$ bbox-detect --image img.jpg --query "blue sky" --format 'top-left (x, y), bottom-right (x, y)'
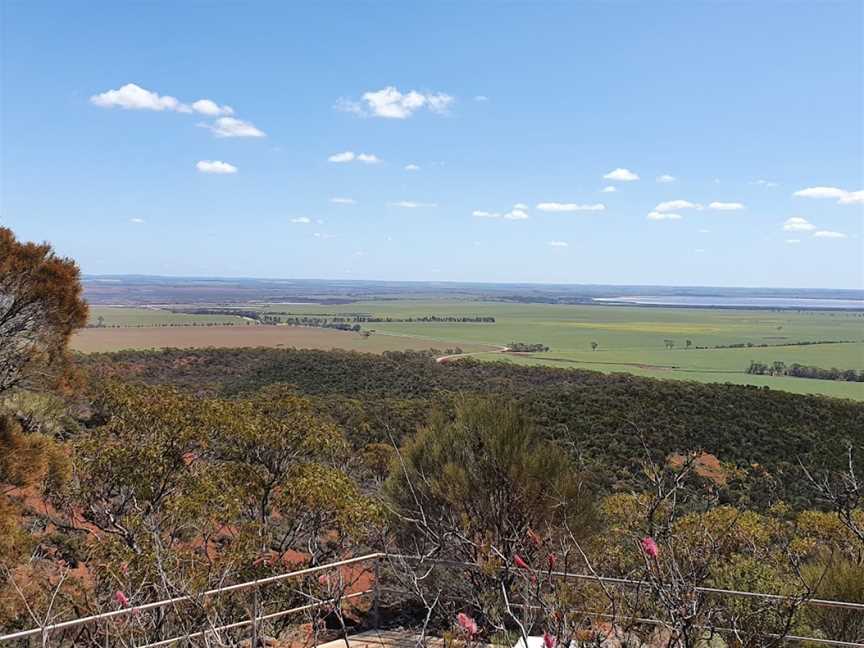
top-left (2, 1), bottom-right (862, 288)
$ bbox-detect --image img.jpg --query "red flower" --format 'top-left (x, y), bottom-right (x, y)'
top-left (547, 552), bottom-right (558, 570)
top-left (543, 632), bottom-right (557, 648)
top-left (526, 528), bottom-right (542, 548)
top-left (457, 612), bottom-right (478, 636)
top-left (513, 554), bottom-right (530, 570)
top-left (641, 536), bottom-right (659, 559)
top-left (114, 590), bottom-right (130, 607)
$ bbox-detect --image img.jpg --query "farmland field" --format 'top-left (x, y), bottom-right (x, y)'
top-left (75, 301), bottom-right (864, 399)
top-left (71, 323), bottom-right (494, 354)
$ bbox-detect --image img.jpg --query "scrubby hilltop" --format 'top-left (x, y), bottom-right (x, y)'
top-left (78, 347), bottom-right (864, 510)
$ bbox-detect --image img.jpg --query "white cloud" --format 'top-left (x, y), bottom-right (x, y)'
top-left (813, 230), bottom-right (847, 239)
top-left (201, 117), bottom-right (265, 138)
top-left (328, 151), bottom-right (379, 164)
top-left (291, 217), bottom-right (311, 224)
top-left (708, 201), bottom-right (745, 211)
top-left (547, 241), bottom-right (568, 247)
top-left (793, 186), bottom-right (848, 199)
top-left (656, 174), bottom-right (676, 183)
top-left (474, 95), bottom-right (489, 102)
top-left (404, 164), bottom-right (421, 171)
top-left (839, 190), bottom-right (864, 205)
top-left (129, 217), bottom-right (145, 224)
top-left (782, 217), bottom-right (816, 231)
top-left (473, 206), bottom-right (528, 220)
top-left (390, 201), bottom-right (437, 208)
top-left (699, 229), bottom-right (710, 233)
top-left (313, 232), bottom-right (336, 239)
top-left (330, 197), bottom-right (357, 205)
top-left (752, 179), bottom-right (779, 188)
top-left (793, 186), bottom-right (864, 204)
top-left (600, 186), bottom-right (617, 193)
top-left (603, 168), bottom-right (639, 182)
top-left (785, 239), bottom-right (800, 244)
top-left (196, 160), bottom-right (238, 174)
top-left (191, 99), bottom-right (234, 116)
top-left (653, 199), bottom-right (701, 213)
top-left (90, 83), bottom-right (184, 111)
top-left (337, 86), bottom-right (454, 119)
top-left (647, 211), bottom-right (683, 221)
top-left (329, 151), bottom-right (355, 163)
top-left (536, 202), bottom-right (606, 212)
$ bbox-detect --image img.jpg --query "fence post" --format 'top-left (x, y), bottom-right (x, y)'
top-left (251, 585), bottom-right (259, 648)
top-left (372, 557), bottom-right (381, 630)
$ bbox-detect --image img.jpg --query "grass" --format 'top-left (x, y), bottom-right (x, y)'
top-left (81, 301), bottom-right (864, 399)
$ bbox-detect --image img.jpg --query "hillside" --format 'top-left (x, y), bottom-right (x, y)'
top-left (77, 347), bottom-right (864, 509)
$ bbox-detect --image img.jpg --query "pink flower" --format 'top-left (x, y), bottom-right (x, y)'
top-left (114, 590), bottom-right (130, 607)
top-left (547, 552), bottom-right (558, 570)
top-left (543, 632), bottom-right (557, 648)
top-left (526, 528), bottom-right (542, 548)
top-left (457, 612), bottom-right (478, 637)
top-left (641, 536), bottom-right (659, 559)
top-left (513, 554), bottom-right (530, 570)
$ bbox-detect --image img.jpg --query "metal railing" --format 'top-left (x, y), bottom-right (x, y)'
top-left (2, 552), bottom-right (863, 646)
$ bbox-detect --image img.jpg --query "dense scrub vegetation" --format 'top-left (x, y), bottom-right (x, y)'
top-left (77, 346), bottom-right (864, 509)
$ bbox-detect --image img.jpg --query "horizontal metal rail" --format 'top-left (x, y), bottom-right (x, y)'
top-left (138, 589), bottom-right (372, 648)
top-left (3, 551), bottom-right (863, 646)
top-left (0, 552), bottom-right (384, 642)
top-left (389, 554), bottom-right (864, 612)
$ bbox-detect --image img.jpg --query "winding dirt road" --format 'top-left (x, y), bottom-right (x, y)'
top-left (436, 345), bottom-right (509, 363)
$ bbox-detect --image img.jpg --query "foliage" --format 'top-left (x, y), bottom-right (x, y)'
top-left (0, 227), bottom-right (88, 395)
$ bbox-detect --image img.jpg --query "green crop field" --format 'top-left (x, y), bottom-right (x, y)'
top-left (87, 306), bottom-right (249, 327)
top-left (83, 301), bottom-right (864, 399)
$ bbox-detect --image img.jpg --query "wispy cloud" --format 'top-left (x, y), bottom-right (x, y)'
top-left (782, 217), bottom-right (816, 231)
top-left (656, 174), bottom-right (676, 183)
top-left (603, 168), bottom-right (639, 182)
top-left (328, 151), bottom-right (380, 164)
top-left (291, 217), bottom-right (311, 224)
top-left (547, 241), bottom-right (569, 247)
top-left (336, 86), bottom-right (454, 119)
top-left (653, 199), bottom-right (701, 213)
top-left (474, 95), bottom-right (489, 102)
top-left (404, 164), bottom-right (421, 171)
top-left (813, 230), bottom-right (847, 239)
top-left (474, 204), bottom-right (530, 220)
top-left (536, 202), bottom-right (605, 212)
top-left (390, 201), bottom-right (437, 208)
top-left (200, 117), bottom-right (265, 138)
top-left (647, 211), bottom-right (683, 221)
top-left (600, 186), bottom-right (617, 193)
top-left (196, 160), bottom-right (238, 174)
top-left (330, 197), bottom-right (357, 205)
top-left (129, 217), bottom-right (145, 224)
top-left (785, 239), bottom-right (800, 244)
top-left (752, 179), bottom-right (779, 188)
top-left (708, 201), bottom-right (745, 211)
top-left (794, 186), bottom-right (863, 205)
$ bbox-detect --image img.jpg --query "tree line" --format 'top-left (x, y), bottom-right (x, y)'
top-left (747, 360), bottom-right (864, 382)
